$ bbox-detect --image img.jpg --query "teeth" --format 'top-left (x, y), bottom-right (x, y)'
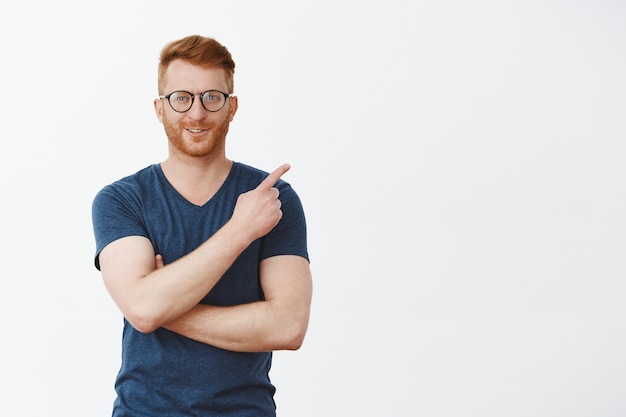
top-left (188, 129), bottom-right (204, 133)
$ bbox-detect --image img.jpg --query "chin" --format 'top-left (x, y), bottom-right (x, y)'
top-left (175, 137), bottom-right (224, 158)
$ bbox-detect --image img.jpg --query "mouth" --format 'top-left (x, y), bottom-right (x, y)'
top-left (186, 128), bottom-right (208, 134)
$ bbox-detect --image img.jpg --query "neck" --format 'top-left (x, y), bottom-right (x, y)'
top-left (160, 156), bottom-right (233, 206)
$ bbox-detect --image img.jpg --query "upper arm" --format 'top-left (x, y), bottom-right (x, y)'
top-left (98, 236), bottom-right (157, 320)
top-left (259, 255), bottom-right (313, 346)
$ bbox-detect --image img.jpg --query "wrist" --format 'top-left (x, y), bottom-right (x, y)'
top-left (220, 219), bottom-right (257, 252)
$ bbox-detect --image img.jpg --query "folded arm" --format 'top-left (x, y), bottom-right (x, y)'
top-left (99, 225), bottom-right (247, 333)
top-left (163, 254), bottom-right (313, 352)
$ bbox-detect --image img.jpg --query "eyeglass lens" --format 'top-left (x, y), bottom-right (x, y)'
top-left (167, 90), bottom-right (227, 112)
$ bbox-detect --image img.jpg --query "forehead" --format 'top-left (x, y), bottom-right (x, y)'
top-left (163, 59), bottom-right (229, 92)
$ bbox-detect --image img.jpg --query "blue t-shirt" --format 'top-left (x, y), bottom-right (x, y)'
top-left (91, 162), bottom-right (308, 417)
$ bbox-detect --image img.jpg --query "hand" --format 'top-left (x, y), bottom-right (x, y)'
top-left (231, 164), bottom-right (291, 241)
top-left (155, 254), bottom-right (165, 269)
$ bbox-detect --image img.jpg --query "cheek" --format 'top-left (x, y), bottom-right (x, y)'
top-left (161, 111), bottom-right (179, 129)
top-left (163, 117), bottom-right (176, 133)
top-left (161, 114), bottom-right (178, 137)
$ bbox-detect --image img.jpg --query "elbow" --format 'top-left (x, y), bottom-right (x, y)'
top-left (124, 307), bottom-right (166, 334)
top-left (283, 333), bottom-right (306, 351)
top-left (272, 302), bottom-right (311, 350)
top-left (278, 320), bottom-right (309, 351)
top-left (130, 318), bottom-right (160, 334)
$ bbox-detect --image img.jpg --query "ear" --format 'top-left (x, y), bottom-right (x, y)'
top-left (154, 98), bottom-right (164, 123)
top-left (228, 96), bottom-right (238, 122)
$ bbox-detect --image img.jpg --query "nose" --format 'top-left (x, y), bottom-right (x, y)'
top-left (186, 95), bottom-right (208, 119)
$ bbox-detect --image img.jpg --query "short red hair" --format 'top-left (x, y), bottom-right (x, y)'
top-left (158, 35), bottom-right (235, 94)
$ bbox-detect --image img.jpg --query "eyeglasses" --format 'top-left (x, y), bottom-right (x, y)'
top-left (159, 90), bottom-right (233, 113)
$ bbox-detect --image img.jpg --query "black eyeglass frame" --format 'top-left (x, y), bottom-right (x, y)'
top-left (159, 90), bottom-right (234, 113)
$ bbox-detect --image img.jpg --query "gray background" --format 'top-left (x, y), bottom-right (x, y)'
top-left (1, 1), bottom-right (625, 416)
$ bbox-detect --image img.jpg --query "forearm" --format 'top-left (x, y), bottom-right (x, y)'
top-left (164, 256), bottom-right (313, 352)
top-left (145, 225), bottom-right (249, 324)
top-left (164, 301), bottom-right (309, 352)
top-left (102, 221), bottom-right (252, 333)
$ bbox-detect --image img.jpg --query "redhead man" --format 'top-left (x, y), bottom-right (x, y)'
top-left (92, 35), bottom-right (312, 416)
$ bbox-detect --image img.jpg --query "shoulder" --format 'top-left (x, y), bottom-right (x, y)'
top-left (95, 165), bottom-right (159, 197)
top-left (109, 164), bottom-right (160, 191)
top-left (230, 161), bottom-right (269, 183)
top-left (92, 165), bottom-right (160, 210)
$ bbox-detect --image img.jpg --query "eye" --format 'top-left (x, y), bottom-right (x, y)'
top-left (174, 95), bottom-right (190, 103)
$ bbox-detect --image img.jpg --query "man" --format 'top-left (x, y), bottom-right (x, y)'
top-left (91, 35), bottom-right (312, 416)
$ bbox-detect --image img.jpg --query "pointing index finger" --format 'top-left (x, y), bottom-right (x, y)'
top-left (258, 163), bottom-right (291, 190)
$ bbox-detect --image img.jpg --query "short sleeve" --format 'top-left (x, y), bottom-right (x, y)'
top-left (259, 181), bottom-right (309, 262)
top-left (91, 183), bottom-right (149, 270)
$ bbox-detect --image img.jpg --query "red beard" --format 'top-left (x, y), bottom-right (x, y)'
top-left (162, 112), bottom-right (231, 158)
